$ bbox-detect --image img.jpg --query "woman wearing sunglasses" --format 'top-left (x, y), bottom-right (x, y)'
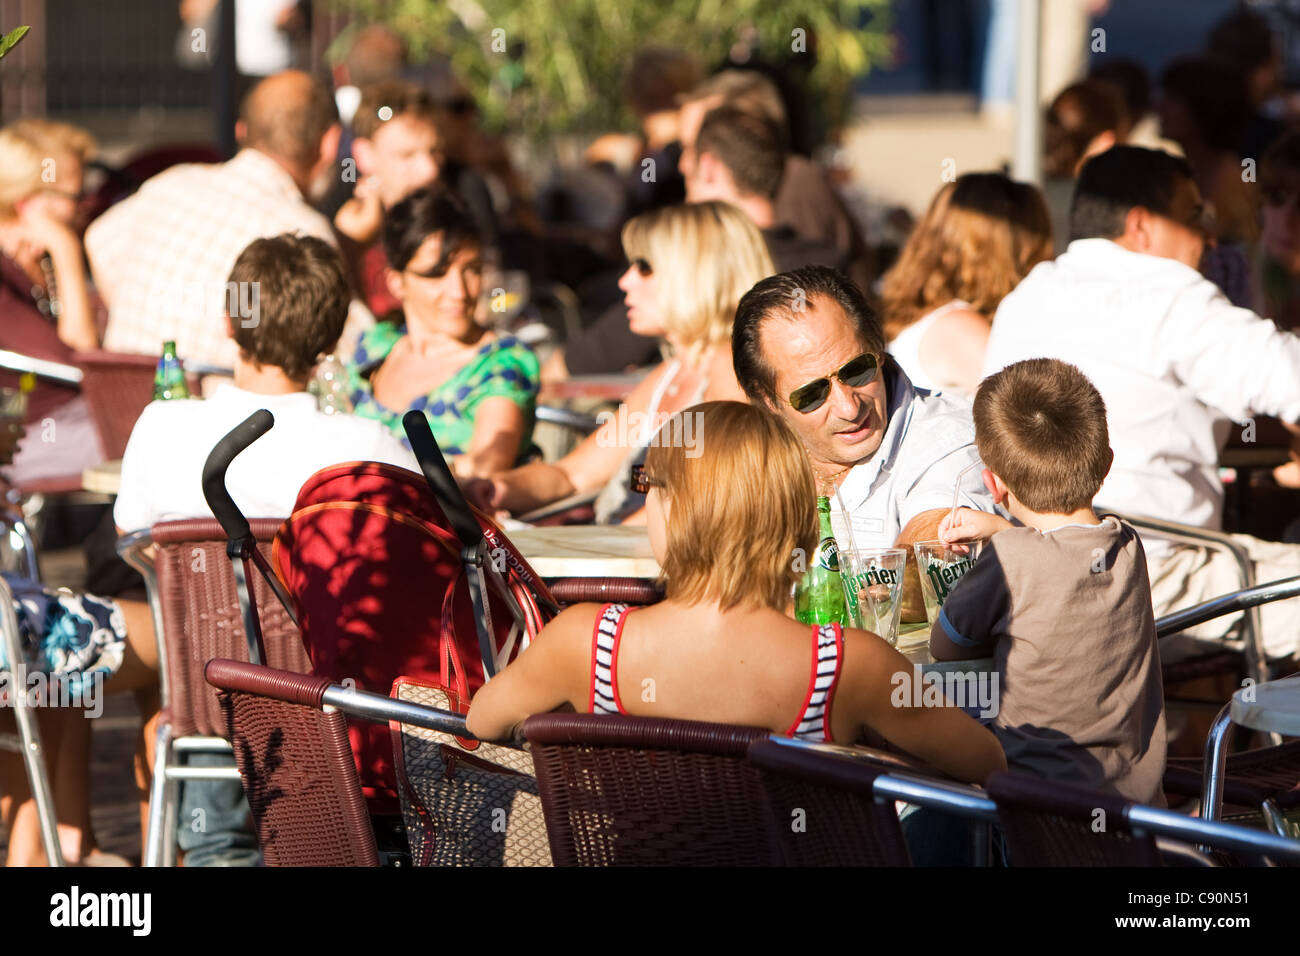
top-left (465, 200), bottom-right (772, 523)
top-left (467, 401), bottom-right (1006, 787)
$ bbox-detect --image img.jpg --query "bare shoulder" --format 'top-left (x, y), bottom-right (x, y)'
top-left (538, 602), bottom-right (603, 646)
top-left (932, 307), bottom-right (991, 345)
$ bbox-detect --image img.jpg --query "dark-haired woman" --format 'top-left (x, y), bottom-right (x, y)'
top-left (346, 185), bottom-right (539, 477)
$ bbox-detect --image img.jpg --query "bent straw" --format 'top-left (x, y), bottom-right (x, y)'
top-left (948, 460), bottom-right (982, 538)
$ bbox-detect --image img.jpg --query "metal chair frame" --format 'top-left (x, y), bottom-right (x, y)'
top-left (118, 520), bottom-right (299, 867)
top-left (760, 737), bottom-right (1300, 866)
top-left (1153, 573), bottom-right (1300, 833)
top-left (0, 516), bottom-right (63, 866)
top-left (1110, 510), bottom-right (1268, 686)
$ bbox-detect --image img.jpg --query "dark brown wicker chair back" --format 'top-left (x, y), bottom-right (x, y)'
top-left (523, 712), bottom-right (779, 866)
top-left (547, 577), bottom-right (664, 607)
top-left (153, 518), bottom-right (309, 738)
top-left (987, 770), bottom-right (1163, 866)
top-left (72, 350), bottom-right (200, 460)
top-left (205, 658), bottom-right (380, 867)
top-left (746, 738), bottom-right (913, 865)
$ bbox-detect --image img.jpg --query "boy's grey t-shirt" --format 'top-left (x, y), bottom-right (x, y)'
top-left (936, 516), bottom-right (1167, 806)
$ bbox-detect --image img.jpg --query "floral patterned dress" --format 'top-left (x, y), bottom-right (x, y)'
top-left (347, 323), bottom-right (540, 459)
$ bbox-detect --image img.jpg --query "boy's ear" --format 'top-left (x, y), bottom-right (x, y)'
top-left (1103, 447), bottom-right (1115, 481)
top-left (225, 312), bottom-right (236, 340)
top-left (981, 467), bottom-right (1009, 506)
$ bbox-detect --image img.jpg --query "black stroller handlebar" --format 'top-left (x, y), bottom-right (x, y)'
top-left (202, 409), bottom-right (275, 541)
top-left (402, 409), bottom-right (485, 553)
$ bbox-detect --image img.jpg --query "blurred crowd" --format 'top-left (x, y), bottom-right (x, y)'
top-left (4, 4), bottom-right (1300, 867)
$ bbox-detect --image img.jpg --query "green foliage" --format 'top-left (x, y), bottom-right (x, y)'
top-left (0, 25), bottom-right (30, 60)
top-left (328, 0), bottom-right (892, 142)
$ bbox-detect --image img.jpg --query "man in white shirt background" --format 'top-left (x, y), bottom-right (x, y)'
top-left (114, 233), bottom-right (414, 866)
top-left (732, 265), bottom-right (996, 622)
top-left (985, 145), bottom-right (1300, 663)
top-left (85, 70), bottom-right (368, 371)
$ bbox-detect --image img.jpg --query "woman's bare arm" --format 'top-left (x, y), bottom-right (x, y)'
top-left (838, 630), bottom-right (1006, 784)
top-left (472, 362), bottom-right (671, 515)
top-left (459, 397), bottom-right (528, 478)
top-left (465, 604), bottom-right (597, 741)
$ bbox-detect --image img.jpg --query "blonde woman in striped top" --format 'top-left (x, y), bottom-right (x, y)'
top-left (467, 401), bottom-right (1005, 786)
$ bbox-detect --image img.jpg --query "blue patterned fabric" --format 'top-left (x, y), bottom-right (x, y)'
top-left (0, 573), bottom-right (126, 694)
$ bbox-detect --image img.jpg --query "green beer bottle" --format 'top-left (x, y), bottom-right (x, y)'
top-left (153, 341), bottom-right (190, 401)
top-left (794, 496), bottom-right (848, 626)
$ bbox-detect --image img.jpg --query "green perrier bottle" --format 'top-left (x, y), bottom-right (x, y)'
top-left (153, 341), bottom-right (190, 401)
top-left (794, 496), bottom-right (848, 625)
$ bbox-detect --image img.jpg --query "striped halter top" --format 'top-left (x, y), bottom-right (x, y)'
top-left (587, 603), bottom-right (844, 742)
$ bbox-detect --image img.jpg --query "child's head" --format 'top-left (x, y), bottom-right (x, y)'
top-left (227, 234), bottom-right (350, 381)
top-left (973, 359), bottom-right (1111, 514)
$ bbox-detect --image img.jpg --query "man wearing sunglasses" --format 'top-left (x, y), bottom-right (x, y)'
top-left (734, 265), bottom-right (996, 621)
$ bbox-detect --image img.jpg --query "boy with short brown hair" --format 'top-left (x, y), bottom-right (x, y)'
top-left (932, 357), bottom-right (1167, 805)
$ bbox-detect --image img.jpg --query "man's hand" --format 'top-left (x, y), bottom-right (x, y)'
top-left (938, 507), bottom-right (1012, 554)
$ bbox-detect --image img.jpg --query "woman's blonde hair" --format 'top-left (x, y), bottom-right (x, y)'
top-left (621, 200), bottom-right (774, 365)
top-left (880, 172), bottom-right (1052, 340)
top-left (645, 401), bottom-right (815, 611)
top-left (0, 119), bottom-right (96, 220)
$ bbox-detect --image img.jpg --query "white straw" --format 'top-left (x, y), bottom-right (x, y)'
top-left (949, 461), bottom-right (981, 534)
top-left (833, 480), bottom-right (860, 556)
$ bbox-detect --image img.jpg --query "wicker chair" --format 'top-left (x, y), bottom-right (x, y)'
top-left (1164, 742), bottom-right (1300, 836)
top-left (988, 771), bottom-right (1170, 866)
top-left (205, 659), bottom-right (380, 867)
top-left (746, 737), bottom-right (914, 866)
top-left (140, 518), bottom-right (309, 866)
top-left (547, 577), bottom-right (663, 607)
top-left (523, 713), bottom-right (779, 866)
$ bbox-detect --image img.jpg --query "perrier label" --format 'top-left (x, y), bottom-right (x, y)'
top-left (794, 496), bottom-right (848, 626)
top-left (924, 556), bottom-right (976, 601)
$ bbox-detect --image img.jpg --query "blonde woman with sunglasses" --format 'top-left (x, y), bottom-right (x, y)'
top-left (465, 200), bottom-right (772, 523)
top-left (467, 401), bottom-right (1006, 790)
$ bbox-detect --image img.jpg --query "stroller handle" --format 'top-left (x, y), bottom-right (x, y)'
top-left (402, 409), bottom-right (485, 552)
top-left (202, 409), bottom-right (274, 541)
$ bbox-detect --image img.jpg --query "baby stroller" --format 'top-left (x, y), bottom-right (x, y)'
top-left (201, 408), bottom-right (558, 859)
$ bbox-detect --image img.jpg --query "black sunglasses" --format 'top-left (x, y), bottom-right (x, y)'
top-left (788, 352), bottom-right (881, 414)
top-left (630, 464), bottom-right (664, 495)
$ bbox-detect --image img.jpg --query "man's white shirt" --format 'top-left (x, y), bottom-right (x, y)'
top-left (114, 385), bottom-right (418, 530)
top-left (984, 238), bottom-right (1300, 533)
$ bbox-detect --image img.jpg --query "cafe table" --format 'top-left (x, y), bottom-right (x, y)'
top-left (82, 459), bottom-right (122, 496)
top-left (508, 524), bottom-right (659, 579)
